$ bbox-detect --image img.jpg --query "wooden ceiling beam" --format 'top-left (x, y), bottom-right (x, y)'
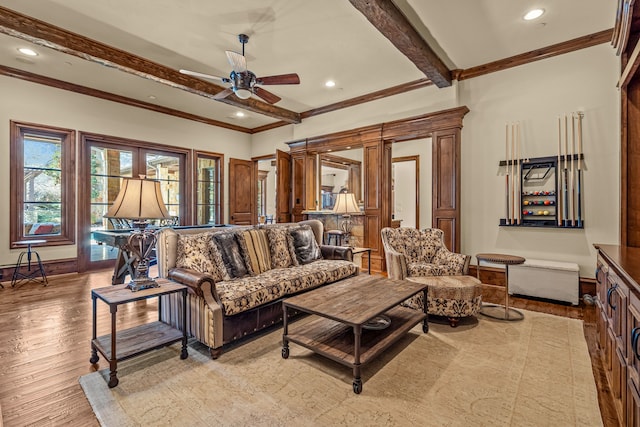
top-left (0, 6), bottom-right (301, 124)
top-left (348, 0), bottom-right (452, 88)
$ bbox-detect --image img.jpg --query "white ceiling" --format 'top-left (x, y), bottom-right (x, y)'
top-left (0, 0), bottom-right (616, 129)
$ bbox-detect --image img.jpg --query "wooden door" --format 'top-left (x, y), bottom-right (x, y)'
top-left (229, 158), bottom-right (254, 225)
top-left (276, 149), bottom-right (292, 223)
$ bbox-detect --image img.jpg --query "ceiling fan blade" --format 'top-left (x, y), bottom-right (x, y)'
top-left (179, 69), bottom-right (225, 81)
top-left (225, 51), bottom-right (247, 73)
top-left (253, 86), bottom-right (281, 104)
top-left (256, 73), bottom-right (300, 85)
top-left (212, 87), bottom-right (234, 100)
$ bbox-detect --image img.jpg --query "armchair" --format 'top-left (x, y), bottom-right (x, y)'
top-left (381, 227), bottom-right (470, 280)
top-left (381, 227), bottom-right (480, 327)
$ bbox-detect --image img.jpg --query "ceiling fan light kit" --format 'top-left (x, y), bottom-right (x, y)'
top-left (179, 33), bottom-right (300, 104)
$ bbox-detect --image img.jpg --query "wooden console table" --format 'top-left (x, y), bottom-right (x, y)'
top-left (89, 279), bottom-right (188, 388)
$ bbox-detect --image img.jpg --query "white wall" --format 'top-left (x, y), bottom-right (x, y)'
top-left (391, 138), bottom-right (433, 228)
top-left (250, 43), bottom-right (619, 278)
top-left (458, 43), bottom-right (619, 277)
top-left (0, 76), bottom-right (251, 267)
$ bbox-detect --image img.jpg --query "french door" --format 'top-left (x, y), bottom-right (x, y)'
top-left (78, 134), bottom-right (188, 272)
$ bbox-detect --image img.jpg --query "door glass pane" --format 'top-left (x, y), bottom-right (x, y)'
top-left (146, 153), bottom-right (181, 221)
top-left (196, 156), bottom-right (220, 224)
top-left (23, 135), bottom-right (63, 236)
top-left (89, 147), bottom-right (134, 262)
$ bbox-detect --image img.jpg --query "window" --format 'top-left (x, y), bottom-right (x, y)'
top-left (10, 122), bottom-right (76, 247)
top-left (78, 132), bottom-right (189, 271)
top-left (195, 151), bottom-right (223, 225)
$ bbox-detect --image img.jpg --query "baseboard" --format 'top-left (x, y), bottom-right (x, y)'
top-left (0, 258), bottom-right (78, 285)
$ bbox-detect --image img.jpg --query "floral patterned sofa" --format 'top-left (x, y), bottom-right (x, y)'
top-left (156, 220), bottom-right (358, 358)
top-left (381, 227), bottom-right (482, 326)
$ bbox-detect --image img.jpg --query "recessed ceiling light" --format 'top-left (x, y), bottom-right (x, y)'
top-left (325, 80), bottom-right (336, 88)
top-left (18, 48), bottom-right (38, 56)
top-left (235, 111), bottom-right (245, 118)
top-left (148, 95), bottom-right (157, 100)
top-left (523, 8), bottom-right (545, 21)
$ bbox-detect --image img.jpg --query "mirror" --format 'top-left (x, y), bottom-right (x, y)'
top-left (257, 158), bottom-right (277, 223)
top-left (319, 148), bottom-right (363, 210)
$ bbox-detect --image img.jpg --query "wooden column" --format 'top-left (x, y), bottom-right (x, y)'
top-left (432, 128), bottom-right (462, 252)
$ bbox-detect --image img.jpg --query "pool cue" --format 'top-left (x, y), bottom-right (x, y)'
top-left (577, 112), bottom-right (584, 227)
top-left (570, 113), bottom-right (576, 227)
top-left (557, 117), bottom-right (562, 227)
top-left (563, 114), bottom-right (569, 227)
top-left (516, 122), bottom-right (521, 225)
top-left (505, 123), bottom-right (510, 225)
top-left (511, 123), bottom-right (515, 224)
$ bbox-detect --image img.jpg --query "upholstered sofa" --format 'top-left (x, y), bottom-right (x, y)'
top-left (156, 220), bottom-right (358, 358)
top-left (381, 227), bottom-right (482, 326)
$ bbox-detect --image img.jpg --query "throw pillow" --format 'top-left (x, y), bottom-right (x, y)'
top-left (176, 232), bottom-right (225, 282)
top-left (213, 232), bottom-right (250, 279)
top-left (242, 229), bottom-right (272, 274)
top-left (290, 225), bottom-right (322, 265)
top-left (266, 227), bottom-right (295, 268)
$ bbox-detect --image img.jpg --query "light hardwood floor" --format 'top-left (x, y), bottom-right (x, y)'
top-left (0, 271), bottom-right (618, 426)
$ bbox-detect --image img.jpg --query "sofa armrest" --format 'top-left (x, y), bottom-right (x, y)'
top-left (433, 249), bottom-right (471, 275)
top-left (320, 245), bottom-right (353, 262)
top-left (385, 249), bottom-right (408, 280)
top-left (168, 267), bottom-right (218, 300)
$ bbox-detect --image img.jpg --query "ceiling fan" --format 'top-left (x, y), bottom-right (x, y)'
top-left (179, 34), bottom-right (300, 104)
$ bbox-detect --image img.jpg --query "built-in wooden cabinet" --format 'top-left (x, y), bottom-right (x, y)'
top-left (595, 244), bottom-right (640, 426)
top-left (287, 107), bottom-right (469, 272)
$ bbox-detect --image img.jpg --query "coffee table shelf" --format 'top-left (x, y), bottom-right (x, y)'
top-left (286, 306), bottom-right (425, 366)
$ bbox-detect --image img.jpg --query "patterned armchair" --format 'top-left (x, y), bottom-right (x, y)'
top-left (381, 227), bottom-right (470, 280)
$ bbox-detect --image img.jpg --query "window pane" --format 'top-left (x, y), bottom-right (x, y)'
top-left (23, 170), bottom-right (62, 203)
top-left (24, 203), bottom-right (62, 235)
top-left (196, 156), bottom-right (220, 225)
top-left (146, 154), bottom-right (180, 181)
top-left (91, 147), bottom-right (133, 178)
top-left (24, 136), bottom-right (61, 169)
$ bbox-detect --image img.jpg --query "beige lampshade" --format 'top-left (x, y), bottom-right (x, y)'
top-left (333, 193), bottom-right (360, 214)
top-left (104, 177), bottom-right (171, 220)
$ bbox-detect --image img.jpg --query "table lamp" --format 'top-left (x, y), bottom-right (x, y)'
top-left (333, 192), bottom-right (360, 245)
top-left (104, 176), bottom-right (171, 291)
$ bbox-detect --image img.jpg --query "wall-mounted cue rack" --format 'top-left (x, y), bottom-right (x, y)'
top-left (499, 113), bottom-right (584, 229)
top-left (499, 154), bottom-right (584, 228)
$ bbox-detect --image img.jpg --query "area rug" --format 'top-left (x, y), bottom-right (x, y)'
top-left (80, 309), bottom-right (603, 426)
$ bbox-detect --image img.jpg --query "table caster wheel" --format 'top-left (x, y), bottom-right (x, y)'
top-left (108, 377), bottom-right (119, 388)
top-left (89, 354), bottom-right (99, 364)
top-left (281, 347), bottom-right (289, 359)
top-left (353, 379), bottom-right (362, 394)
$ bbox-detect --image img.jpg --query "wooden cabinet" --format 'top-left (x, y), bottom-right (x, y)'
top-left (595, 244), bottom-right (640, 425)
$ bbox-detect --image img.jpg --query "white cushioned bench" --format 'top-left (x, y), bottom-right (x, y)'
top-left (508, 259), bottom-right (579, 305)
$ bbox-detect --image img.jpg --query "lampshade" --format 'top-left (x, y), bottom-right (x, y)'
top-left (333, 193), bottom-right (360, 214)
top-left (104, 177), bottom-right (171, 220)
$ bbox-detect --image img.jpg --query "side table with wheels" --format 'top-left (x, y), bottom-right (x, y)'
top-left (476, 253), bottom-right (526, 321)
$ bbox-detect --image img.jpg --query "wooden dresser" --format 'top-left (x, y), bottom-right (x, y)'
top-left (594, 244), bottom-right (640, 425)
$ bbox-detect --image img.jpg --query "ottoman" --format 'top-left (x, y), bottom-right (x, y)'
top-left (405, 275), bottom-right (483, 327)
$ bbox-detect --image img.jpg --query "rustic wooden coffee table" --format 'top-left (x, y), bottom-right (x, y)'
top-left (282, 275), bottom-right (428, 394)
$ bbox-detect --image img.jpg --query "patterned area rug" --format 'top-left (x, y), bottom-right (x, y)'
top-left (80, 309), bottom-right (602, 426)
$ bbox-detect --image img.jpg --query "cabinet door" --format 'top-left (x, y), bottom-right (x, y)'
top-left (597, 302), bottom-right (608, 351)
top-left (629, 294), bottom-right (640, 390)
top-left (614, 346), bottom-right (628, 424)
top-left (628, 378), bottom-right (640, 427)
top-left (610, 272), bottom-right (630, 357)
top-left (596, 255), bottom-right (608, 305)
